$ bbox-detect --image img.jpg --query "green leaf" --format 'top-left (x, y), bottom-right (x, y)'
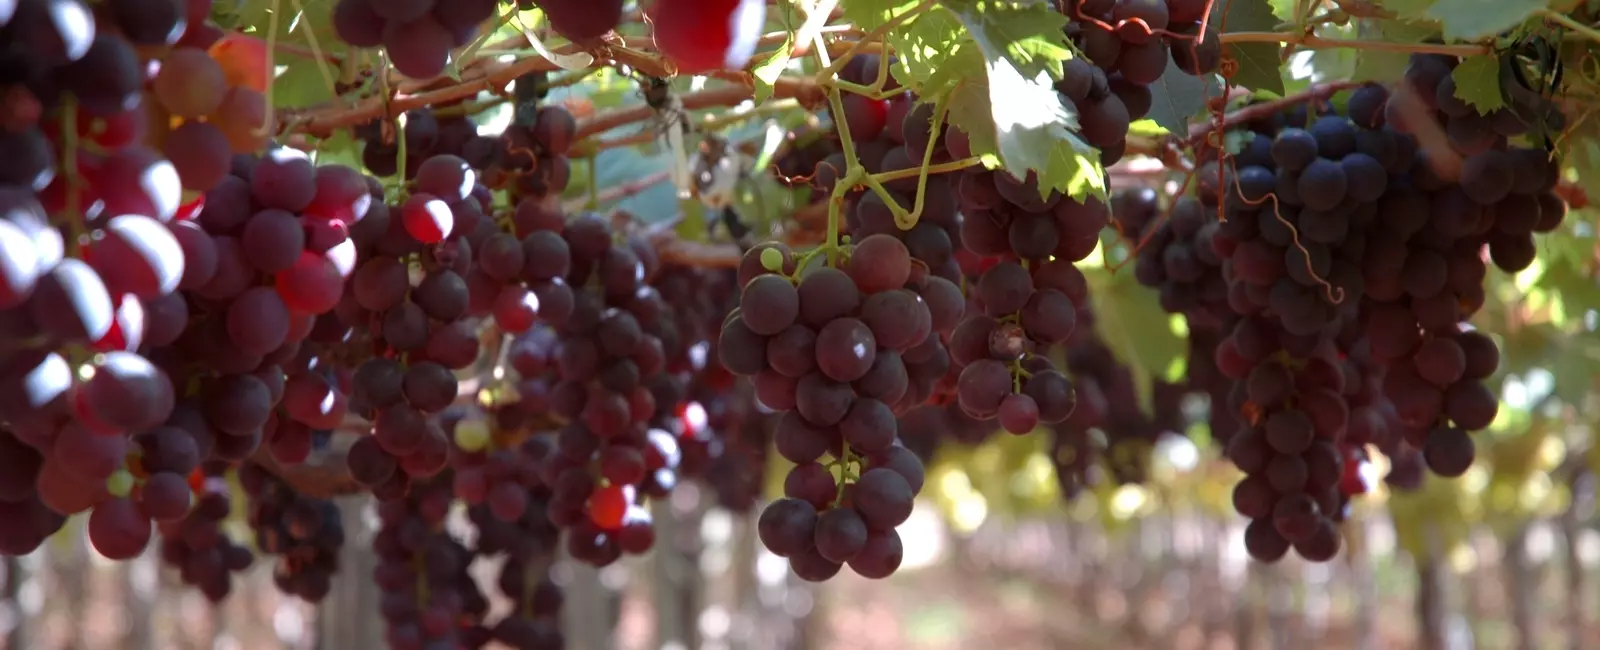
top-left (1378, 0), bottom-right (1439, 18)
top-left (1085, 268), bottom-right (1186, 414)
top-left (1451, 55), bottom-right (1507, 113)
top-left (1217, 0), bottom-right (1285, 95)
top-left (751, 38), bottom-right (794, 103)
top-left (939, 0), bottom-right (1104, 200)
top-left (840, 0), bottom-right (927, 29)
top-left (1145, 58), bottom-right (1221, 134)
top-left (1425, 0), bottom-right (1546, 40)
top-left (751, 2), bottom-right (798, 103)
top-left (1352, 19), bottom-right (1435, 83)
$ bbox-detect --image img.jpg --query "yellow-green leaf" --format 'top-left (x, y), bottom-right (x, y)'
top-left (1452, 55), bottom-right (1506, 114)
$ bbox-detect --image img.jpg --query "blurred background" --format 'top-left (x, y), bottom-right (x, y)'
top-left (4, 447), bottom-right (1599, 650)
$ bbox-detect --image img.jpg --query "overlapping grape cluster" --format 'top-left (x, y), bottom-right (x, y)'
top-left (238, 463), bottom-right (344, 602)
top-left (155, 469), bottom-right (254, 602)
top-left (332, 0), bottom-right (500, 80)
top-left (466, 434), bottom-right (567, 648)
top-left (1064, 0), bottom-right (1223, 165)
top-left (372, 475), bottom-right (493, 647)
top-left (1119, 50), bottom-right (1567, 562)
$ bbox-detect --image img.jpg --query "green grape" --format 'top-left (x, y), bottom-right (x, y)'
top-left (106, 469), bottom-right (136, 498)
top-left (454, 418), bottom-right (492, 452)
top-left (761, 246), bottom-right (785, 273)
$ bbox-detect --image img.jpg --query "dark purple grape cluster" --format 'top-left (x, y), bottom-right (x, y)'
top-left (156, 470), bottom-right (254, 602)
top-left (0, 0), bottom-right (380, 563)
top-left (238, 463), bottom-right (344, 602)
top-left (1063, 0), bottom-right (1222, 165)
top-left (331, 0), bottom-right (500, 80)
top-left (354, 76), bottom-right (576, 207)
top-left (493, 210), bottom-right (696, 567)
top-left (372, 475), bottom-right (494, 647)
top-left (1134, 53), bottom-right (1569, 562)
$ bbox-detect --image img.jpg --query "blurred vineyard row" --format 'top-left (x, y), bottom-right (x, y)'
top-left (5, 466), bottom-right (1600, 650)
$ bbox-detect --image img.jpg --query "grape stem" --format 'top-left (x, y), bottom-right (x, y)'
top-left (896, 89), bottom-right (952, 230)
top-left (1219, 31), bottom-right (1489, 57)
top-left (1542, 10), bottom-right (1600, 45)
top-left (57, 97), bottom-right (83, 257)
top-left (1183, 80), bottom-right (1365, 147)
top-left (813, 0), bottom-right (936, 85)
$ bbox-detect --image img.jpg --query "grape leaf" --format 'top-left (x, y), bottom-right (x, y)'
top-left (751, 37), bottom-right (794, 103)
top-left (752, 2), bottom-right (798, 103)
top-left (1215, 0), bottom-right (1284, 95)
top-left (889, 7), bottom-right (971, 95)
top-left (1086, 267), bottom-right (1185, 414)
top-left (1145, 58), bottom-right (1222, 134)
top-left (1425, 0), bottom-right (1546, 40)
top-left (1451, 55), bottom-right (1506, 114)
top-left (939, 0), bottom-right (1105, 201)
top-left (1351, 19), bottom-right (1433, 83)
top-left (1379, 0), bottom-right (1439, 18)
top-left (840, 0), bottom-right (929, 29)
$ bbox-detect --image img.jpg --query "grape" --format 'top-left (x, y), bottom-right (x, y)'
top-left (30, 258), bottom-right (114, 342)
top-left (1423, 427), bottom-right (1474, 477)
top-left (1019, 289), bottom-right (1076, 344)
top-left (383, 17), bottom-right (454, 79)
top-left (532, 107), bottom-right (577, 156)
top-left (333, 0), bottom-right (385, 46)
top-left (977, 261), bottom-right (1034, 316)
top-left (415, 154), bottom-right (475, 201)
top-left (413, 270), bottom-right (468, 321)
top-left (758, 497), bottom-right (817, 557)
top-left (814, 508), bottom-right (868, 563)
top-left (1263, 409), bottom-right (1313, 454)
top-left (716, 316), bottom-right (768, 376)
top-left (798, 267), bottom-right (862, 326)
top-left (274, 251), bottom-right (343, 314)
top-left (848, 235), bottom-right (912, 294)
top-left (956, 359), bottom-right (1011, 418)
top-left (859, 290), bottom-right (931, 351)
top-left (795, 373), bottom-right (854, 427)
top-left (153, 47), bottom-right (226, 117)
top-left (1460, 150), bottom-right (1513, 205)
top-left (776, 410), bottom-right (833, 463)
top-left (1077, 93), bottom-right (1132, 148)
top-left (210, 88), bottom-right (271, 153)
top-left (852, 467), bottom-right (913, 529)
top-left (88, 498), bottom-right (153, 560)
top-left (97, 146), bottom-right (183, 221)
top-left (1443, 380), bottom-right (1497, 430)
top-left (1413, 337), bottom-right (1466, 386)
top-left (239, 209), bottom-right (306, 273)
top-left (839, 398), bottom-right (895, 453)
top-left (163, 121), bottom-right (233, 191)
top-left (1296, 158), bottom-right (1347, 211)
top-left (839, 95), bottom-right (891, 143)
top-left (1308, 116), bottom-right (1356, 159)
top-left (86, 215), bottom-right (186, 300)
top-left (740, 274), bottom-right (800, 336)
top-left (62, 36), bottom-right (143, 114)
top-left (998, 393), bottom-right (1040, 434)
top-left (652, 0), bottom-right (771, 72)
top-left (767, 324), bottom-right (818, 378)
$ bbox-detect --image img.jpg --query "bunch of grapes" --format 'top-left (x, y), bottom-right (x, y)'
top-left (237, 463), bottom-right (344, 602)
top-left (332, 0), bottom-right (500, 80)
top-left (152, 38), bottom-right (273, 190)
top-left (155, 470), bottom-right (255, 602)
top-left (1063, 0), bottom-right (1223, 165)
top-left (0, 0), bottom-right (314, 561)
top-left (721, 233), bottom-right (946, 580)
top-left (495, 211), bottom-right (691, 567)
top-left (371, 475), bottom-right (492, 648)
top-left (1138, 51), bottom-right (1567, 561)
top-left (465, 435), bottom-right (567, 648)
